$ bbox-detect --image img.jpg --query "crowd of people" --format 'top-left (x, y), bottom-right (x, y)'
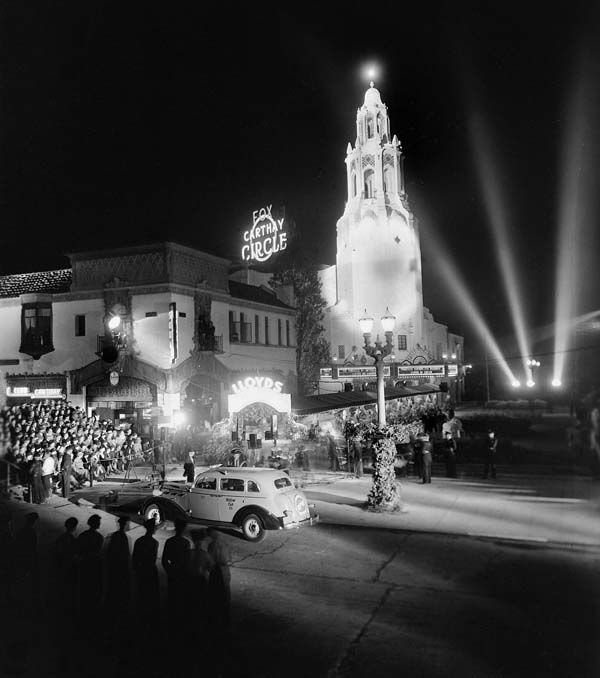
top-left (0, 510), bottom-right (232, 636)
top-left (0, 400), bottom-right (149, 501)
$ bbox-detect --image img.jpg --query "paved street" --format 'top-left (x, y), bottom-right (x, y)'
top-left (1, 467), bottom-right (599, 677)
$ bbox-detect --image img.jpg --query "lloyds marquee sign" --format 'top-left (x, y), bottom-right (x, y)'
top-left (241, 204), bottom-right (287, 263)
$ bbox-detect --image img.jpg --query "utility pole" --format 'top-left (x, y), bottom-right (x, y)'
top-left (484, 334), bottom-right (491, 403)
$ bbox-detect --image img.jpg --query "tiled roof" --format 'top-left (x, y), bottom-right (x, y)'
top-left (228, 280), bottom-right (294, 310)
top-left (0, 269), bottom-right (73, 299)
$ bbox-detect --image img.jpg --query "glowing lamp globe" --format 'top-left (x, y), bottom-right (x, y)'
top-left (108, 315), bottom-right (121, 330)
top-left (381, 307), bottom-right (396, 333)
top-left (173, 411), bottom-right (186, 426)
top-left (358, 310), bottom-right (374, 335)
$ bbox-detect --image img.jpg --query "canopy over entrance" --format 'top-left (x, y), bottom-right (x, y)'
top-left (291, 384), bottom-right (439, 416)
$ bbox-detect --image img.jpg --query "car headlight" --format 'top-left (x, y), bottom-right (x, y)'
top-left (295, 495), bottom-right (307, 513)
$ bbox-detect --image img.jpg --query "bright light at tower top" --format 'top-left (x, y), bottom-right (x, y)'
top-left (362, 63), bottom-right (380, 83)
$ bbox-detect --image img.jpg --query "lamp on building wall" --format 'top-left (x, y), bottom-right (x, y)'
top-left (359, 307), bottom-right (395, 426)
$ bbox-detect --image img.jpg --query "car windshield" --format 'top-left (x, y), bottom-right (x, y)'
top-left (274, 477), bottom-right (292, 489)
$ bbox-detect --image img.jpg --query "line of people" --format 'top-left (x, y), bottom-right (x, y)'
top-left (0, 511), bottom-right (232, 639)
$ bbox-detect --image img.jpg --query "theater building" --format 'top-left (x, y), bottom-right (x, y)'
top-left (319, 83), bottom-right (464, 398)
top-left (0, 242), bottom-right (297, 435)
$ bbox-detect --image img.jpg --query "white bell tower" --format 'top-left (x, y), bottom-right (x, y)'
top-left (325, 82), bottom-right (425, 360)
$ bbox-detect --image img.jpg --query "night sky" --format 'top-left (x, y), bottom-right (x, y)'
top-left (2, 1), bottom-right (599, 366)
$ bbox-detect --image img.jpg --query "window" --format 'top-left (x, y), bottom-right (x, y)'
top-left (195, 476), bottom-right (217, 490)
top-left (178, 312), bottom-right (187, 318)
top-left (145, 311), bottom-right (158, 318)
top-left (229, 311), bottom-right (240, 342)
top-left (338, 345), bottom-right (345, 359)
top-left (255, 315), bottom-right (260, 343)
top-left (274, 477), bottom-right (292, 489)
top-left (75, 314), bottom-right (86, 337)
top-left (240, 312), bottom-right (252, 343)
top-left (278, 319), bottom-right (283, 345)
top-left (351, 172), bottom-right (357, 197)
top-left (364, 169), bottom-right (374, 198)
top-left (397, 335), bottom-right (407, 351)
top-left (264, 317), bottom-right (269, 345)
top-left (20, 303), bottom-right (53, 359)
top-left (247, 480), bottom-right (260, 493)
top-left (220, 478), bottom-right (245, 492)
top-left (286, 319), bottom-right (290, 346)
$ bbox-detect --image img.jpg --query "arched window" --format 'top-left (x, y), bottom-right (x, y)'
top-left (383, 166), bottom-right (394, 194)
top-left (367, 116), bottom-right (374, 138)
top-left (351, 172), bottom-right (357, 197)
top-left (364, 169), bottom-right (374, 198)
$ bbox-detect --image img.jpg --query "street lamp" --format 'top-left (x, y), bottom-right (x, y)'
top-left (526, 358), bottom-right (540, 388)
top-left (359, 307), bottom-right (396, 426)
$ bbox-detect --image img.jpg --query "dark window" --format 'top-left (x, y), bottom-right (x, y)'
top-left (278, 319), bottom-right (283, 345)
top-left (338, 345), bottom-right (345, 359)
top-left (274, 477), bottom-right (292, 489)
top-left (247, 480), bottom-right (260, 492)
top-left (195, 476), bottom-right (217, 490)
top-left (75, 314), bottom-right (86, 337)
top-left (221, 478), bottom-right (244, 492)
top-left (20, 303), bottom-right (54, 359)
top-left (255, 315), bottom-right (260, 343)
top-left (264, 317), bottom-right (269, 345)
top-left (286, 319), bottom-right (290, 346)
top-left (178, 312), bottom-right (187, 318)
top-left (229, 311), bottom-right (240, 342)
top-left (240, 312), bottom-right (252, 343)
top-left (145, 311), bottom-right (158, 318)
top-left (397, 335), bottom-right (407, 351)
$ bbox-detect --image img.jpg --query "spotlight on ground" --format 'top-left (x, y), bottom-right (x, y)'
top-left (511, 380), bottom-right (521, 388)
top-left (551, 378), bottom-right (562, 388)
top-left (526, 379), bottom-right (535, 388)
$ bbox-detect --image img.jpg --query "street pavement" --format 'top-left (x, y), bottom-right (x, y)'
top-left (1, 462), bottom-right (599, 677)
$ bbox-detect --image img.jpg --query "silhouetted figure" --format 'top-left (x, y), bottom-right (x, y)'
top-left (183, 451), bottom-right (195, 483)
top-left (413, 439), bottom-right (423, 479)
top-left (54, 516), bottom-right (79, 615)
top-left (353, 439), bottom-right (363, 478)
top-left (60, 446), bottom-right (73, 499)
top-left (0, 513), bottom-right (15, 608)
top-left (444, 432), bottom-right (457, 478)
top-left (189, 528), bottom-right (215, 615)
top-left (207, 528), bottom-right (232, 631)
top-left (483, 430), bottom-right (498, 479)
top-left (132, 519), bottom-right (159, 617)
top-left (162, 518), bottom-right (191, 615)
top-left (105, 516), bottom-right (131, 610)
top-left (29, 453), bottom-right (44, 504)
top-left (14, 512), bottom-right (40, 607)
top-left (327, 435), bottom-right (340, 471)
top-left (421, 435), bottom-right (433, 484)
top-left (77, 514), bottom-right (104, 612)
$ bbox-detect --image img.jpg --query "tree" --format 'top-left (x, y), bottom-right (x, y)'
top-left (271, 266), bottom-right (330, 395)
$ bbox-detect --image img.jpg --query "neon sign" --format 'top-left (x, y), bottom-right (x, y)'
top-left (241, 205), bottom-right (287, 263)
top-left (231, 377), bottom-right (283, 394)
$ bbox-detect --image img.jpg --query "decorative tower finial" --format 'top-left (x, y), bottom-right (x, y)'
top-left (370, 81), bottom-right (374, 88)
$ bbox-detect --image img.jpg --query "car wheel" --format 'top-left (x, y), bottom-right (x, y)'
top-left (144, 502), bottom-right (165, 527)
top-left (240, 513), bottom-right (265, 542)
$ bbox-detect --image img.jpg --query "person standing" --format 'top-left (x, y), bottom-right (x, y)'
top-left (327, 434), bottom-right (340, 471)
top-left (77, 514), bottom-right (104, 612)
top-left (132, 519), bottom-right (159, 617)
top-left (353, 438), bottom-right (363, 478)
top-left (483, 429), bottom-right (498, 479)
top-left (207, 528), bottom-right (232, 630)
top-left (183, 451), bottom-right (195, 483)
top-left (413, 437), bottom-right (423, 480)
top-left (421, 435), bottom-right (433, 484)
top-left (41, 451), bottom-right (55, 500)
top-left (444, 432), bottom-right (457, 478)
top-left (162, 518), bottom-right (191, 614)
top-left (54, 517), bottom-right (79, 615)
top-left (105, 516), bottom-right (131, 611)
top-left (60, 445), bottom-right (73, 499)
top-left (29, 452), bottom-right (44, 504)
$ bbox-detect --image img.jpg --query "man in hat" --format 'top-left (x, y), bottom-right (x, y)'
top-left (132, 519), bottom-right (159, 617)
top-left (483, 429), bottom-right (498, 479)
top-left (183, 450), bottom-right (196, 483)
top-left (77, 514), bottom-right (104, 611)
top-left (60, 445), bottom-right (73, 499)
top-left (421, 434), bottom-right (433, 484)
top-left (105, 516), bottom-right (131, 610)
top-left (54, 517), bottom-right (79, 614)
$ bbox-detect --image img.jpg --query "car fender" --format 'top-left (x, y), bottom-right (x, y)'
top-left (140, 496), bottom-right (188, 522)
top-left (233, 505), bottom-right (282, 530)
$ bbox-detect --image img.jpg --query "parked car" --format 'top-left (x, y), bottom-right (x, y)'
top-left (140, 467), bottom-right (318, 542)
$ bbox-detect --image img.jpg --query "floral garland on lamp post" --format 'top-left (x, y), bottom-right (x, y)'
top-left (344, 419), bottom-right (424, 512)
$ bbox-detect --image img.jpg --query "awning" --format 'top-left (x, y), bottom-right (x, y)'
top-left (291, 384), bottom-right (439, 415)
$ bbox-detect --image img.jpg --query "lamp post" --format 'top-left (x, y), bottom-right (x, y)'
top-left (359, 307), bottom-right (396, 426)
